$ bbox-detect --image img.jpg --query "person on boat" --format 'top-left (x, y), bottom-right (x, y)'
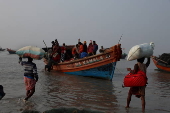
top-left (93, 41), bottom-right (98, 55)
top-left (99, 46), bottom-right (105, 53)
top-left (126, 57), bottom-right (150, 112)
top-left (52, 40), bottom-right (61, 63)
top-left (78, 42), bottom-right (84, 58)
top-left (83, 41), bottom-right (87, 53)
top-left (0, 85), bottom-right (5, 100)
top-left (51, 41), bottom-right (55, 52)
top-left (55, 39), bottom-right (59, 46)
top-left (44, 49), bottom-right (54, 72)
top-left (87, 40), bottom-right (94, 56)
top-left (60, 43), bottom-right (66, 62)
top-left (18, 57), bottom-right (38, 102)
top-left (45, 40), bottom-right (60, 71)
top-left (72, 44), bottom-right (79, 60)
top-left (47, 49), bottom-right (53, 59)
top-left (79, 41), bottom-right (88, 58)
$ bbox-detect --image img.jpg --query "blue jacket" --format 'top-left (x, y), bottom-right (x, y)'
top-left (80, 52), bottom-right (88, 58)
top-left (93, 44), bottom-right (98, 52)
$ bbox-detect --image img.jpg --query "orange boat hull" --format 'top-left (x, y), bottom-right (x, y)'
top-left (152, 56), bottom-right (170, 72)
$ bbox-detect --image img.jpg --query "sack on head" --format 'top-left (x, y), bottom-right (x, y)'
top-left (127, 42), bottom-right (155, 61)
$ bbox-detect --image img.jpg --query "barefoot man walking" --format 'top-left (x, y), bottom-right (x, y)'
top-left (19, 57), bottom-right (38, 102)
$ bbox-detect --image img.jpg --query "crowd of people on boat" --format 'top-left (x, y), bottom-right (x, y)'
top-left (44, 39), bottom-right (99, 72)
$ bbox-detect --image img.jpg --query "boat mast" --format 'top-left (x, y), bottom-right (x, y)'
top-left (118, 34), bottom-right (123, 44)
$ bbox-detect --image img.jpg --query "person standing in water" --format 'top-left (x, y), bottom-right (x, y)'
top-left (126, 57), bottom-right (150, 112)
top-left (19, 57), bottom-right (38, 102)
top-left (0, 85), bottom-right (5, 100)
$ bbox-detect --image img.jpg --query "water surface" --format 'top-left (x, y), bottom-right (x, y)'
top-left (0, 51), bottom-right (170, 113)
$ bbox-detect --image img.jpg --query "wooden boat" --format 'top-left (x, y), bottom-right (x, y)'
top-left (121, 53), bottom-right (127, 59)
top-left (7, 48), bottom-right (16, 54)
top-left (120, 48), bottom-right (127, 59)
top-left (0, 46), bottom-right (5, 51)
top-left (43, 44), bottom-right (122, 80)
top-left (152, 54), bottom-right (170, 72)
top-left (0, 48), bottom-right (5, 51)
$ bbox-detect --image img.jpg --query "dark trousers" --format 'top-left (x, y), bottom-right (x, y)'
top-left (61, 53), bottom-right (65, 62)
top-left (0, 85), bottom-right (5, 100)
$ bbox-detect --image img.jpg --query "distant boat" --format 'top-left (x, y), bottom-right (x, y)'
top-left (121, 48), bottom-right (127, 59)
top-left (7, 48), bottom-right (16, 54)
top-left (0, 48), bottom-right (5, 51)
top-left (0, 46), bottom-right (5, 51)
top-left (152, 53), bottom-right (170, 72)
top-left (121, 53), bottom-right (127, 59)
top-left (43, 44), bottom-right (122, 80)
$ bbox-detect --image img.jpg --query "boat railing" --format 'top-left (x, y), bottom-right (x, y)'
top-left (152, 56), bottom-right (169, 64)
top-left (58, 46), bottom-right (117, 65)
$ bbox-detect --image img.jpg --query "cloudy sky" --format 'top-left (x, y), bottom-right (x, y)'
top-left (0, 0), bottom-right (170, 55)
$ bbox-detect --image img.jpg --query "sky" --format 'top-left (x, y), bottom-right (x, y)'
top-left (0, 0), bottom-right (170, 56)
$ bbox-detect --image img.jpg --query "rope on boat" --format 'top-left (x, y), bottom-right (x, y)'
top-left (115, 67), bottom-right (124, 75)
top-left (118, 34), bottom-right (123, 44)
top-left (115, 67), bottom-right (126, 88)
top-left (152, 56), bottom-right (168, 64)
top-left (43, 40), bottom-right (48, 52)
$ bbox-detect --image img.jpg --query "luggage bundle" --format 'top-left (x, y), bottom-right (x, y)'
top-left (123, 71), bottom-right (147, 87)
top-left (127, 42), bottom-right (155, 61)
top-left (16, 46), bottom-right (45, 60)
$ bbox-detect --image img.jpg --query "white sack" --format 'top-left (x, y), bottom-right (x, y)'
top-left (127, 42), bottom-right (155, 61)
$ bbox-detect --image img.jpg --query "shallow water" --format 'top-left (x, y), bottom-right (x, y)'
top-left (0, 51), bottom-right (170, 113)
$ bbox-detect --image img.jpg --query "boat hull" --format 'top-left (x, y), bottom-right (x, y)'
top-left (152, 56), bottom-right (170, 72)
top-left (7, 48), bottom-right (16, 54)
top-left (0, 49), bottom-right (5, 51)
top-left (65, 62), bottom-right (116, 80)
top-left (8, 51), bottom-right (16, 54)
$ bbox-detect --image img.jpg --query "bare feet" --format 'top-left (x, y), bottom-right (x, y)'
top-left (22, 98), bottom-right (27, 103)
top-left (142, 108), bottom-right (145, 112)
top-left (0, 93), bottom-right (5, 100)
top-left (125, 106), bottom-right (130, 108)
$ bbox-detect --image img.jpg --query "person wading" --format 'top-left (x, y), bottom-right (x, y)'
top-left (126, 57), bottom-right (150, 112)
top-left (19, 57), bottom-right (38, 102)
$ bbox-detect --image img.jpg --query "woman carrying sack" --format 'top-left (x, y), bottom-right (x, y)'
top-left (125, 57), bottom-right (150, 112)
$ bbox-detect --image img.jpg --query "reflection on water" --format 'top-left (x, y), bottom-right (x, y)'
top-left (40, 72), bottom-right (118, 112)
top-left (0, 52), bottom-right (170, 113)
top-left (150, 71), bottom-right (170, 97)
